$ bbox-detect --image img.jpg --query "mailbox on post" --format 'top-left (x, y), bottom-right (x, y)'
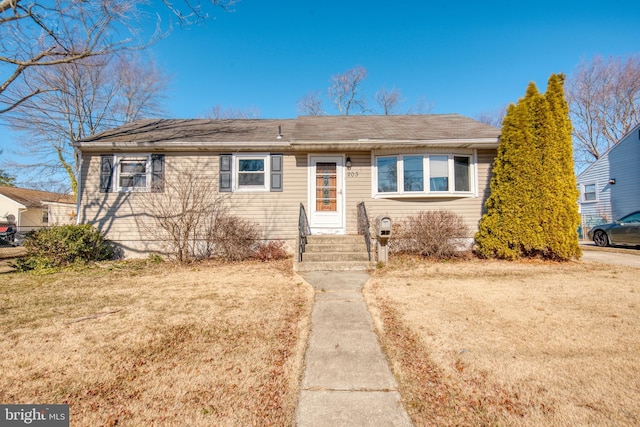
top-left (376, 215), bottom-right (392, 239)
top-left (375, 215), bottom-right (392, 265)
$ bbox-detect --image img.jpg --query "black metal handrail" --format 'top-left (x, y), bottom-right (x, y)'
top-left (357, 202), bottom-right (371, 261)
top-left (298, 203), bottom-right (311, 262)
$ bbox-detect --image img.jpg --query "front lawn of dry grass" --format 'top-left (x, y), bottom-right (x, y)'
top-left (365, 257), bottom-right (640, 426)
top-left (0, 259), bottom-right (314, 426)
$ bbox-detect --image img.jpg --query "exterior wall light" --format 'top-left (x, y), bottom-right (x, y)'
top-left (608, 178), bottom-right (616, 185)
top-left (346, 156), bottom-right (352, 169)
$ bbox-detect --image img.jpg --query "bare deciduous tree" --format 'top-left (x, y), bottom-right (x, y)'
top-left (296, 91), bottom-right (324, 116)
top-left (5, 53), bottom-right (168, 193)
top-left (139, 164), bottom-right (260, 263)
top-left (328, 66), bottom-right (368, 115)
top-left (406, 96), bottom-right (434, 115)
top-left (567, 54), bottom-right (640, 165)
top-left (375, 87), bottom-right (402, 115)
top-left (139, 167), bottom-right (226, 262)
top-left (0, 149), bottom-right (15, 186)
top-left (475, 105), bottom-right (507, 128)
top-left (0, 0), bottom-right (232, 114)
top-left (204, 104), bottom-right (260, 119)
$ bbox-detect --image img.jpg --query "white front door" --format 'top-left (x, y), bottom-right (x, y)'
top-left (308, 156), bottom-right (345, 234)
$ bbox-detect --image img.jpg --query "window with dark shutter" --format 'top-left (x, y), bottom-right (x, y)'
top-left (270, 154), bottom-right (283, 192)
top-left (220, 154), bottom-right (232, 192)
top-left (100, 155), bottom-right (114, 193)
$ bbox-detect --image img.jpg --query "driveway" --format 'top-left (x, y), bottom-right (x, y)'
top-left (580, 242), bottom-right (640, 268)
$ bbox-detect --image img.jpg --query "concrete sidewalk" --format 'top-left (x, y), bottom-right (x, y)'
top-left (295, 271), bottom-right (413, 427)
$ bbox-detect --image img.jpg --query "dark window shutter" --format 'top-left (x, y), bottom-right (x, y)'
top-left (100, 155), bottom-right (113, 193)
top-left (151, 154), bottom-right (165, 193)
top-left (270, 154), bottom-right (283, 192)
top-left (220, 154), bottom-right (232, 192)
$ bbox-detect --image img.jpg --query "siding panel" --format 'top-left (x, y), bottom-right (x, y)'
top-left (80, 149), bottom-right (497, 256)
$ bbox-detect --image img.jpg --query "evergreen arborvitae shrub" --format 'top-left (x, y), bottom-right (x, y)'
top-left (475, 74), bottom-right (581, 261)
top-left (15, 224), bottom-right (114, 271)
top-left (543, 74), bottom-right (582, 260)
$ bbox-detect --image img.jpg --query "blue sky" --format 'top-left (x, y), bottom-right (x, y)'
top-left (151, 0), bottom-right (640, 119)
top-left (1, 0), bottom-right (639, 188)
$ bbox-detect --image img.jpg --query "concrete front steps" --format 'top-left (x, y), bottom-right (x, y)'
top-left (294, 234), bottom-right (375, 272)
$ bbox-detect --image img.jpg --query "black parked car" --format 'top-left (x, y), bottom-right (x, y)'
top-left (0, 222), bottom-right (16, 245)
top-left (588, 211), bottom-right (640, 247)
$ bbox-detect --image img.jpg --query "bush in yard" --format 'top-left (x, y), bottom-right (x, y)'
top-left (212, 213), bottom-right (261, 262)
top-left (389, 210), bottom-right (469, 259)
top-left (14, 224), bottom-right (114, 271)
top-left (139, 166), bottom-right (264, 263)
top-left (254, 240), bottom-right (288, 262)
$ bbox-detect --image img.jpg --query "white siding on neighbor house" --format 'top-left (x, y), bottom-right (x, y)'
top-left (1, 194), bottom-right (75, 230)
top-left (577, 124), bottom-right (640, 234)
top-left (0, 194), bottom-right (21, 225)
top-left (607, 128), bottom-right (640, 219)
top-left (79, 148), bottom-right (497, 257)
top-left (16, 209), bottom-right (46, 230)
top-left (577, 155), bottom-right (612, 229)
top-left (46, 202), bottom-right (77, 225)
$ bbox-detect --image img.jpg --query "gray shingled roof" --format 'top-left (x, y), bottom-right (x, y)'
top-left (79, 119), bottom-right (298, 144)
top-left (293, 115), bottom-right (500, 141)
top-left (76, 115), bottom-right (500, 149)
top-left (0, 186), bottom-right (76, 208)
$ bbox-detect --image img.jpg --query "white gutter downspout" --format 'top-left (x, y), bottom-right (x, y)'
top-left (74, 146), bottom-right (82, 225)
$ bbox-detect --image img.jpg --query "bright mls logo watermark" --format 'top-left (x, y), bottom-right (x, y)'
top-left (1, 405), bottom-right (69, 426)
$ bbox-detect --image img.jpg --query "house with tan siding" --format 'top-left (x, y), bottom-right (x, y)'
top-left (0, 186), bottom-right (77, 233)
top-left (74, 115), bottom-right (500, 258)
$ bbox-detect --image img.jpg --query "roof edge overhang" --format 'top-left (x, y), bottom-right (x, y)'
top-left (74, 137), bottom-right (499, 153)
top-left (289, 137), bottom-right (499, 150)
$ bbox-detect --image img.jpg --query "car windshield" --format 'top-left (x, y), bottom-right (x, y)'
top-left (618, 212), bottom-right (640, 223)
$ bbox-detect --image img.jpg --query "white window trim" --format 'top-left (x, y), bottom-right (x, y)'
top-left (114, 154), bottom-right (152, 192)
top-left (581, 182), bottom-right (598, 203)
top-left (372, 152), bottom-right (476, 198)
top-left (233, 153), bottom-right (271, 192)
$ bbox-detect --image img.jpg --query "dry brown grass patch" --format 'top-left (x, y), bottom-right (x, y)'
top-left (365, 256), bottom-right (640, 426)
top-left (0, 259), bottom-right (314, 426)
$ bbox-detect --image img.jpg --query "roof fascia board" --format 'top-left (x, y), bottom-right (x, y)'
top-left (75, 141), bottom-right (294, 152)
top-left (76, 137), bottom-right (499, 152)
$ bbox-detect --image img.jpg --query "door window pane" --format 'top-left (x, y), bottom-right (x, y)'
top-left (403, 156), bottom-right (424, 191)
top-left (377, 157), bottom-right (397, 192)
top-left (315, 162), bottom-right (337, 211)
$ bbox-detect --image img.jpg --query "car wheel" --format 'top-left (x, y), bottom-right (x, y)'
top-left (593, 230), bottom-right (609, 247)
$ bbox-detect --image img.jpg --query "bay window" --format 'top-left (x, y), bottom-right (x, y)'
top-left (374, 153), bottom-right (474, 197)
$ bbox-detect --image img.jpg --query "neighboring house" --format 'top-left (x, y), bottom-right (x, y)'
top-left (577, 123), bottom-right (640, 235)
top-left (74, 115), bottom-right (500, 257)
top-left (0, 186), bottom-right (77, 231)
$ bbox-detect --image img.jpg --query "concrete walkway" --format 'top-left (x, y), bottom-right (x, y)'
top-left (295, 271), bottom-right (413, 427)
